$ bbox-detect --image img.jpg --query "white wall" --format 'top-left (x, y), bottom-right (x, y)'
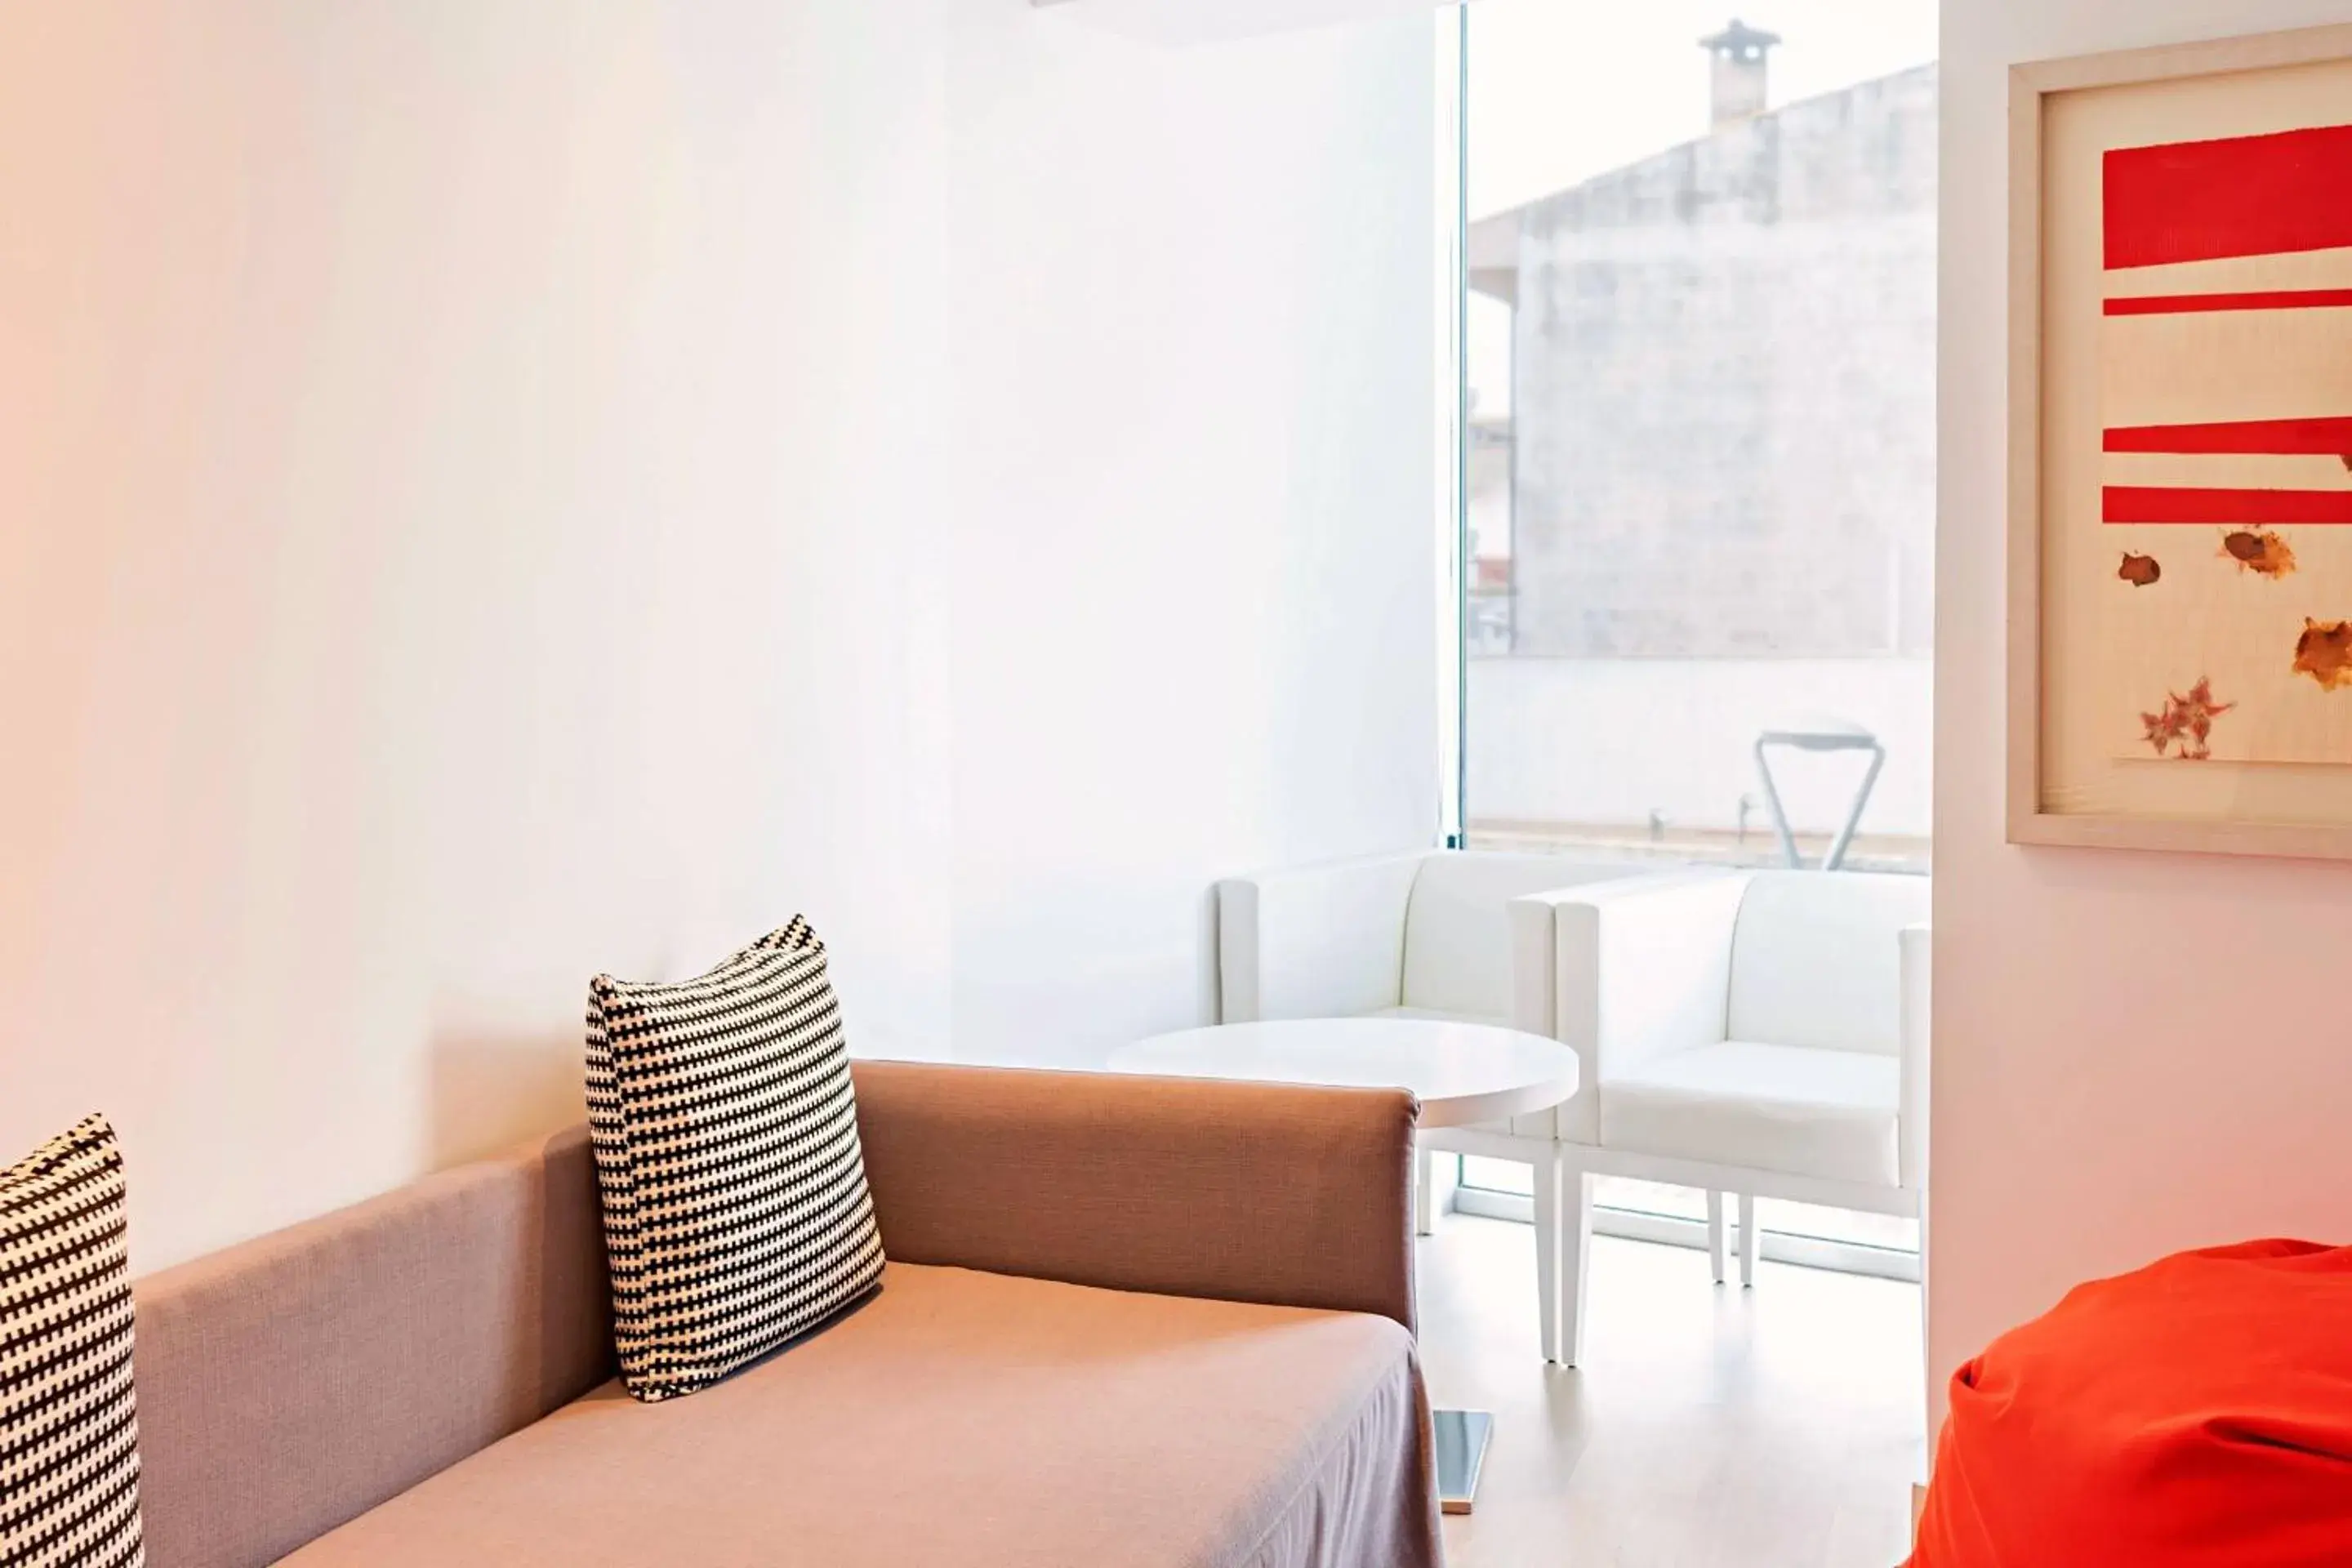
top-left (942, 5), bottom-right (1441, 1066)
top-left (0, 1), bottom-right (960, 1271)
top-left (1933, 0), bottom-right (2352, 1426)
top-left (1468, 657), bottom-right (1933, 837)
top-left (0, 2), bottom-right (1441, 1267)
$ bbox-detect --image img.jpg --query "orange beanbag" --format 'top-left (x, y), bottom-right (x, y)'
top-left (1913, 1239), bottom-right (2352, 1567)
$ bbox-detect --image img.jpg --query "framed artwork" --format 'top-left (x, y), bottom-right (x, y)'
top-left (2010, 22), bottom-right (2352, 858)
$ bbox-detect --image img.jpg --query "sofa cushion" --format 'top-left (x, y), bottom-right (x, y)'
top-left (278, 1262), bottom-right (1438, 1568)
top-left (586, 917), bottom-right (884, 1402)
top-left (1600, 1040), bottom-right (1899, 1186)
top-left (1401, 853), bottom-right (1637, 1019)
top-left (0, 1115), bottom-right (143, 1568)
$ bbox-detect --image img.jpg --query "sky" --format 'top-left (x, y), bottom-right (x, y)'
top-left (1467, 0), bottom-right (1939, 219)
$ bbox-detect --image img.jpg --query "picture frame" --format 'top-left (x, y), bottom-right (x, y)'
top-left (2008, 21), bottom-right (2352, 859)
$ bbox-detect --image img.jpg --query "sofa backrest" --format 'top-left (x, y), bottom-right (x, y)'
top-left (1401, 853), bottom-right (1648, 1019)
top-left (133, 1126), bottom-right (615, 1568)
top-left (1726, 869), bottom-right (1931, 1054)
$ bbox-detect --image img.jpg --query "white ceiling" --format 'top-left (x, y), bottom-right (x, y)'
top-left (1031, 0), bottom-right (1460, 47)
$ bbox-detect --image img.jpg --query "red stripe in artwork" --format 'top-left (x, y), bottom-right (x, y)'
top-left (2104, 288), bottom-right (2352, 314)
top-left (2104, 416), bottom-right (2352, 455)
top-left (2104, 486), bottom-right (2352, 524)
top-left (2105, 123), bottom-right (2352, 270)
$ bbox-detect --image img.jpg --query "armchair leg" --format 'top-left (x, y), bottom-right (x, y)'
top-left (1738, 1192), bottom-right (1760, 1288)
top-left (1706, 1190), bottom-right (1728, 1284)
top-left (1414, 1147), bottom-right (1436, 1237)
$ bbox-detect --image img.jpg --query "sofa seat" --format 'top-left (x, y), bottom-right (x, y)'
top-left (1598, 1040), bottom-right (1899, 1187)
top-left (279, 1260), bottom-right (1432, 1568)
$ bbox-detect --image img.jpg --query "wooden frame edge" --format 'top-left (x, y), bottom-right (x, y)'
top-left (2003, 62), bottom-right (2046, 849)
top-left (2003, 21), bottom-right (2352, 862)
top-left (2015, 21), bottom-right (2352, 95)
top-left (2009, 811), bottom-right (2352, 861)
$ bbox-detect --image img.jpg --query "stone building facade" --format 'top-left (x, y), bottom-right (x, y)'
top-left (1481, 62), bottom-right (1937, 658)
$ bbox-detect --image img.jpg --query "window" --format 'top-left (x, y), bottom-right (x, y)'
top-left (1461, 2), bottom-right (1937, 875)
top-left (1456, 1158), bottom-right (1920, 1272)
top-left (1452, 2), bottom-right (1937, 1272)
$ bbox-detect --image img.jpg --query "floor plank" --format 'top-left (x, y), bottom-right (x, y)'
top-left (1417, 1213), bottom-right (1925, 1567)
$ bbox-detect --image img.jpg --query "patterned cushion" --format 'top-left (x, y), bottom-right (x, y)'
top-left (585, 917), bottom-right (885, 1402)
top-left (1, 1116), bottom-right (143, 1568)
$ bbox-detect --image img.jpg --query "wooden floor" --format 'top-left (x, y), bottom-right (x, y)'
top-left (1417, 1213), bottom-right (1926, 1568)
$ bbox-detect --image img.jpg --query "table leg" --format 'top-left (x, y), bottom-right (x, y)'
top-left (1432, 1408), bottom-right (1494, 1515)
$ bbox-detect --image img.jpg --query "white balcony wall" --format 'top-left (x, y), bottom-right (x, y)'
top-left (1468, 657), bottom-right (1934, 839)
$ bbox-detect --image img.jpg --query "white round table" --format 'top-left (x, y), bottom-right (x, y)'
top-left (1108, 1017), bottom-right (1579, 1128)
top-left (1107, 1016), bottom-right (1582, 1517)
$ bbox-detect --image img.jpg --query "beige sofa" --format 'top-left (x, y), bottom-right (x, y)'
top-left (128, 1062), bottom-right (1443, 1567)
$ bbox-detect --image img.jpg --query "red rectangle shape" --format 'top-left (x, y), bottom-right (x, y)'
top-left (2104, 416), bottom-right (2352, 455)
top-left (2103, 485), bottom-right (2352, 524)
top-left (2105, 288), bottom-right (2352, 314)
top-left (2105, 123), bottom-right (2352, 270)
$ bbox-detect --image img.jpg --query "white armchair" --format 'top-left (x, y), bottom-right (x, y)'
top-left (1216, 849), bottom-right (1684, 1031)
top-left (1217, 853), bottom-right (1931, 1370)
top-left (1503, 869), bottom-right (1932, 1365)
top-left (1216, 849), bottom-right (1710, 1356)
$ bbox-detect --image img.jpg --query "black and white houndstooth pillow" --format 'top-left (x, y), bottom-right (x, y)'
top-left (586, 916), bottom-right (885, 1402)
top-left (1, 1116), bottom-right (144, 1568)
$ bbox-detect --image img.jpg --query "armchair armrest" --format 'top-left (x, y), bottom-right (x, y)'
top-left (1216, 850), bottom-right (1430, 1022)
top-left (1505, 867), bottom-right (1737, 1040)
top-left (849, 1060), bottom-right (1420, 1334)
top-left (1900, 922), bottom-right (1931, 1192)
top-left (1537, 871), bottom-right (1747, 1142)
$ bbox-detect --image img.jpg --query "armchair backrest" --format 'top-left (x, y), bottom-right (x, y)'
top-left (1216, 851), bottom-right (1429, 1022)
top-left (1401, 853), bottom-right (1646, 1019)
top-left (1726, 870), bottom-right (1931, 1055)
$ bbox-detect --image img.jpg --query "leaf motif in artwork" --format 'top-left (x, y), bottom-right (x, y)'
top-left (2292, 618), bottom-right (2352, 690)
top-left (2139, 677), bottom-right (2234, 760)
top-left (2221, 529), bottom-right (2296, 577)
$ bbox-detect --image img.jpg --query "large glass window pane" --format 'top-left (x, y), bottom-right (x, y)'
top-left (1757, 1196), bottom-right (1920, 1251)
top-left (1457, 1160), bottom-right (1922, 1257)
top-left (1460, 1155), bottom-right (1533, 1196)
top-left (1596, 1177), bottom-right (1710, 1223)
top-left (1463, 2), bottom-right (1937, 873)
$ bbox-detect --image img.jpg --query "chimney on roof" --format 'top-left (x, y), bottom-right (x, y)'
top-left (1700, 19), bottom-right (1780, 131)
